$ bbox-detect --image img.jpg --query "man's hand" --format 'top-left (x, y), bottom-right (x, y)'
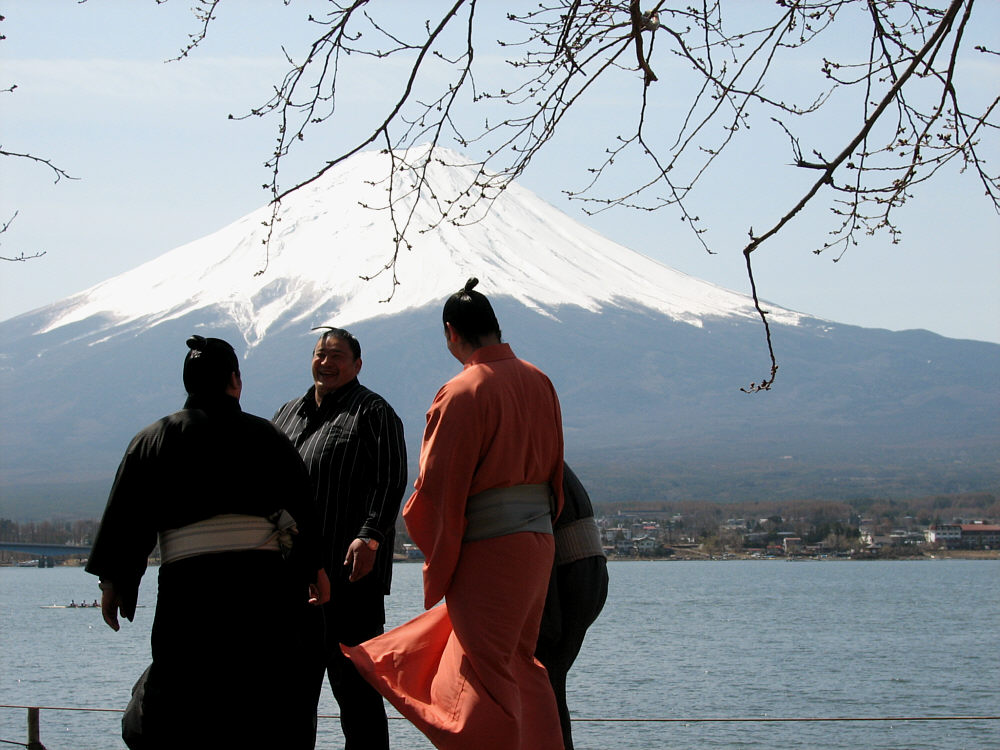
top-left (309, 568), bottom-right (331, 605)
top-left (344, 538), bottom-right (377, 582)
top-left (99, 581), bottom-right (123, 632)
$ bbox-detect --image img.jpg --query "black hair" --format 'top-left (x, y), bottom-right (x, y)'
top-left (311, 326), bottom-right (362, 360)
top-left (182, 336), bottom-right (240, 396)
top-left (442, 277), bottom-right (502, 347)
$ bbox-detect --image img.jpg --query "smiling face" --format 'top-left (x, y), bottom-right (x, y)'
top-left (312, 334), bottom-right (362, 404)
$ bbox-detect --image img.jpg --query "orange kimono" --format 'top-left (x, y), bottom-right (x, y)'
top-left (344, 343), bottom-right (565, 749)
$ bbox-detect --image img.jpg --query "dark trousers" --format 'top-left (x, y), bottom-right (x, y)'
top-left (535, 556), bottom-right (609, 750)
top-left (308, 583), bottom-right (388, 750)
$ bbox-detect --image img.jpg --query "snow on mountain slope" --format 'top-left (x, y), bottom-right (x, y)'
top-left (38, 146), bottom-right (803, 346)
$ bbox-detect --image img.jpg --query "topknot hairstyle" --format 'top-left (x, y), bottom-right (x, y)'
top-left (442, 277), bottom-right (502, 347)
top-left (183, 335), bottom-right (240, 396)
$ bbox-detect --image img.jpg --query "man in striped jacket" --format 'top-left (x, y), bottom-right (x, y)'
top-left (273, 327), bottom-right (408, 750)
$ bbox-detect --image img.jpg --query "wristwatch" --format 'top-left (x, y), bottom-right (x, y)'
top-left (359, 537), bottom-right (379, 551)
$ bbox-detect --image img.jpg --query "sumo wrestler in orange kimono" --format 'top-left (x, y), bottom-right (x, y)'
top-left (344, 278), bottom-right (565, 750)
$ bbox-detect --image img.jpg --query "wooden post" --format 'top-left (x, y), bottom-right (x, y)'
top-left (27, 706), bottom-right (47, 750)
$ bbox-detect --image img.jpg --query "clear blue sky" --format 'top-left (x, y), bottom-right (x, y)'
top-left (2, 1), bottom-right (998, 343)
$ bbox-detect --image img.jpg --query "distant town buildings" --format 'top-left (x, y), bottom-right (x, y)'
top-left (3, 509), bottom-right (998, 565)
top-left (782, 537), bottom-right (803, 555)
top-left (925, 522), bottom-right (1000, 549)
top-left (586, 511), bottom-right (998, 559)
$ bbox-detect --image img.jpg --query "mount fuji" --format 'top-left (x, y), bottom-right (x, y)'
top-left (1, 147), bottom-right (998, 519)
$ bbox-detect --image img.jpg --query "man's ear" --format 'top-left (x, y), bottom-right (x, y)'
top-left (444, 322), bottom-right (460, 343)
top-left (226, 371), bottom-right (243, 399)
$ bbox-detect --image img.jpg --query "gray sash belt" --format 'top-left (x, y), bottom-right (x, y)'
top-left (158, 513), bottom-right (286, 565)
top-left (554, 517), bottom-right (606, 565)
top-left (463, 483), bottom-right (554, 542)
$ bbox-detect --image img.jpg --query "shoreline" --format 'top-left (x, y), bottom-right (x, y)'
top-left (4, 550), bottom-right (996, 569)
top-left (602, 549), bottom-right (1000, 562)
top-left (387, 549), bottom-right (1000, 564)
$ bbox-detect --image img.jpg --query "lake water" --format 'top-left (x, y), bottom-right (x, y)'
top-left (1, 560), bottom-right (998, 749)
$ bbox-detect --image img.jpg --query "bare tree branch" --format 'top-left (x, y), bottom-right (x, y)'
top-left (0, 212), bottom-right (45, 262)
top-left (1, 17), bottom-right (78, 262)
top-left (0, 148), bottom-right (76, 184)
top-left (739, 0), bottom-right (970, 391)
top-left (161, 0), bottom-right (998, 389)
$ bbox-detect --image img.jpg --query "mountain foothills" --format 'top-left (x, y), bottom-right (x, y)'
top-left (1, 147), bottom-right (998, 521)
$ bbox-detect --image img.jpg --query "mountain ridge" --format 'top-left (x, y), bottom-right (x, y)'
top-left (21, 146), bottom-right (802, 346)
top-left (1, 146), bottom-right (997, 520)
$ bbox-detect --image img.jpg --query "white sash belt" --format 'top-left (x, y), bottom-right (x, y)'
top-left (554, 517), bottom-right (606, 565)
top-left (464, 483), bottom-right (554, 542)
top-left (158, 514), bottom-right (281, 565)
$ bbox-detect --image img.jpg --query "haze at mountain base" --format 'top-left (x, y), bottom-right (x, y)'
top-left (1, 148), bottom-right (997, 519)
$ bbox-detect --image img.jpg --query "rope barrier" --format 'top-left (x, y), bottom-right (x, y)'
top-left (568, 715), bottom-right (1000, 723)
top-left (3, 706), bottom-right (998, 750)
top-left (3, 704), bottom-right (998, 724)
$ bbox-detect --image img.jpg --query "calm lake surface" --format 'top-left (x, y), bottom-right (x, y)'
top-left (1, 560), bottom-right (998, 749)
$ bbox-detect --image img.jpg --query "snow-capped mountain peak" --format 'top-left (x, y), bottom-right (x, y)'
top-left (38, 146), bottom-right (802, 347)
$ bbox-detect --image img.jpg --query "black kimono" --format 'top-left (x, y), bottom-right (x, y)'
top-left (536, 463), bottom-right (610, 750)
top-left (86, 393), bottom-right (322, 749)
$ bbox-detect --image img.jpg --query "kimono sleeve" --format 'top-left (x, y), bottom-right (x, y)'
top-left (403, 382), bottom-right (481, 609)
top-left (84, 436), bottom-right (159, 620)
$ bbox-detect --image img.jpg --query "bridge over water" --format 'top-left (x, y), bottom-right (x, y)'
top-left (0, 542), bottom-right (90, 560)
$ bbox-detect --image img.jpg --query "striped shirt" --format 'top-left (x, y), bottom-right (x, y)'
top-left (273, 379), bottom-right (407, 594)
